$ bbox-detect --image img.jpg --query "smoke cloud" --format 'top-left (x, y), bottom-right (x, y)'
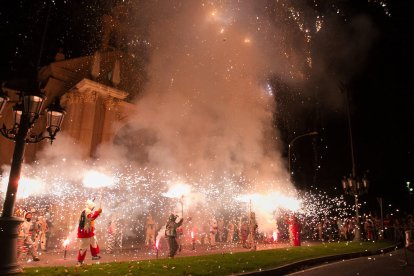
top-left (1, 1), bottom-right (381, 239)
top-left (125, 1), bottom-right (293, 187)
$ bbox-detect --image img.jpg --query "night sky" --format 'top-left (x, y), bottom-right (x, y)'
top-left (1, 1), bottom-right (413, 213)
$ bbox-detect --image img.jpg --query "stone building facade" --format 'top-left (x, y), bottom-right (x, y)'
top-left (0, 4), bottom-right (143, 169)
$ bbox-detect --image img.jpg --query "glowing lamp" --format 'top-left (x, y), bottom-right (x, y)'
top-left (0, 88), bottom-right (9, 115)
top-left (22, 89), bottom-right (46, 125)
top-left (45, 98), bottom-right (66, 142)
top-left (12, 103), bottom-right (23, 127)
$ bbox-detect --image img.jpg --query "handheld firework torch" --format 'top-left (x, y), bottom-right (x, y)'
top-left (155, 239), bottom-right (159, 259)
top-left (63, 238), bottom-right (70, 260)
top-left (191, 230), bottom-right (195, 250)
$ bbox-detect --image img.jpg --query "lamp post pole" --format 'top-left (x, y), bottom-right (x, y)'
top-left (0, 114), bottom-right (31, 274)
top-left (0, 88), bottom-right (65, 274)
top-left (340, 83), bottom-right (368, 242)
top-left (288, 131), bottom-right (318, 176)
top-left (2, 113), bottom-right (30, 217)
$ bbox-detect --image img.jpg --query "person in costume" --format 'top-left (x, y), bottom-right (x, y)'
top-left (17, 211), bottom-right (40, 261)
top-left (145, 214), bottom-right (156, 247)
top-left (36, 215), bottom-right (49, 251)
top-left (77, 199), bottom-right (102, 265)
top-left (226, 219), bottom-right (235, 243)
top-left (106, 218), bottom-right (121, 254)
top-left (247, 212), bottom-right (258, 250)
top-left (209, 218), bottom-right (218, 247)
top-left (165, 213), bottom-right (183, 258)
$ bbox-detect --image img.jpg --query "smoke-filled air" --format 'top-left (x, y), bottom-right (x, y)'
top-left (1, 0), bottom-right (386, 248)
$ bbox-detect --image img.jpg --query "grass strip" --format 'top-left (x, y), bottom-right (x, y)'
top-left (23, 241), bottom-right (394, 275)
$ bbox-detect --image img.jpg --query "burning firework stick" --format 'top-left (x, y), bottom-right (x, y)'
top-left (63, 238), bottom-right (69, 260)
top-left (191, 231), bottom-right (195, 250)
top-left (120, 229), bottom-right (123, 251)
top-left (155, 239), bottom-right (159, 259)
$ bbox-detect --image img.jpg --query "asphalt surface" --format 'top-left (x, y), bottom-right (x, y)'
top-left (288, 248), bottom-right (414, 276)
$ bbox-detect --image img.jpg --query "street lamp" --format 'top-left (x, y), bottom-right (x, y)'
top-left (339, 83), bottom-right (368, 241)
top-left (288, 131), bottom-right (318, 176)
top-left (0, 84), bottom-right (65, 274)
top-left (342, 175), bottom-right (369, 241)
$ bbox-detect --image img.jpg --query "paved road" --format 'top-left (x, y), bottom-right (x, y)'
top-left (289, 248), bottom-right (414, 276)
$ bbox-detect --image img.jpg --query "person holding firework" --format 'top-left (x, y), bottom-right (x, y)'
top-left (77, 199), bottom-right (102, 265)
top-left (165, 214), bottom-right (183, 258)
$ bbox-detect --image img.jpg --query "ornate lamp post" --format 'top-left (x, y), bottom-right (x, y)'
top-left (288, 131), bottom-right (318, 176)
top-left (340, 83), bottom-right (368, 241)
top-left (342, 176), bottom-right (369, 241)
top-left (0, 84), bottom-right (65, 274)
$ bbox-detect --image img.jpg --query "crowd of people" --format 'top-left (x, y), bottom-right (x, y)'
top-left (300, 213), bottom-right (414, 243)
top-left (165, 212), bottom-right (262, 255)
top-left (13, 199), bottom-right (414, 264)
top-left (10, 202), bottom-right (316, 263)
top-left (15, 206), bottom-right (52, 262)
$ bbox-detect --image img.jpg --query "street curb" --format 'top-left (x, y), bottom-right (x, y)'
top-left (237, 244), bottom-right (399, 275)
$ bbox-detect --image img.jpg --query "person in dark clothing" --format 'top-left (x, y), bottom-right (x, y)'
top-left (165, 214), bottom-right (183, 258)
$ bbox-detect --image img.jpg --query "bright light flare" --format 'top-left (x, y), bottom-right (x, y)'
top-left (273, 230), bottom-right (278, 242)
top-left (63, 238), bottom-right (70, 247)
top-left (162, 182), bottom-right (191, 199)
top-left (237, 191), bottom-right (302, 212)
top-left (207, 9), bottom-right (233, 25)
top-left (1, 175), bottom-right (45, 199)
top-left (82, 170), bottom-right (117, 188)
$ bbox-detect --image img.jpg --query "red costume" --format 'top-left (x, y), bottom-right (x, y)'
top-left (291, 216), bottom-right (301, 246)
top-left (77, 199), bottom-right (102, 265)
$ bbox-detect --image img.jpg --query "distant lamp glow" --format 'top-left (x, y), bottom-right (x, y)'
top-left (0, 87), bottom-right (9, 115)
top-left (264, 83), bottom-right (273, 96)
